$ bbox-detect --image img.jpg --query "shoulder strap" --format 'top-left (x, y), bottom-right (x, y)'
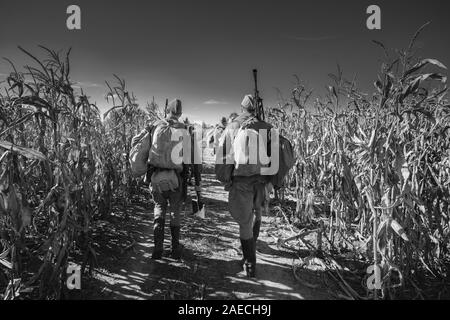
top-left (145, 124), bottom-right (155, 149)
top-left (159, 119), bottom-right (170, 127)
top-left (145, 122), bottom-right (154, 133)
top-left (164, 118), bottom-right (187, 129)
top-left (240, 116), bottom-right (258, 130)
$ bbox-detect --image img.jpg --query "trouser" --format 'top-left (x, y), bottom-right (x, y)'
top-left (152, 188), bottom-right (183, 227)
top-left (228, 176), bottom-right (266, 240)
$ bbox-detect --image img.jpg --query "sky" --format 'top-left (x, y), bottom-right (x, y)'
top-left (0, 0), bottom-right (449, 124)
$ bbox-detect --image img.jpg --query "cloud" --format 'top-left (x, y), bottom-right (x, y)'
top-left (203, 99), bottom-right (229, 105)
top-left (73, 81), bottom-right (102, 89)
top-left (105, 93), bottom-right (119, 100)
top-left (284, 35), bottom-right (340, 42)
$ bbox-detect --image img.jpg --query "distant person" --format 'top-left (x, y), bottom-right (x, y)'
top-left (215, 95), bottom-right (273, 278)
top-left (185, 123), bottom-right (202, 187)
top-left (209, 117), bottom-right (228, 155)
top-left (228, 112), bottom-right (238, 123)
top-left (148, 99), bottom-right (202, 260)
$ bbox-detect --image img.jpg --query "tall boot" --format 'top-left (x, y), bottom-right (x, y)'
top-left (240, 238), bottom-right (256, 278)
top-left (246, 239), bottom-right (257, 278)
top-left (253, 220), bottom-right (262, 243)
top-left (152, 218), bottom-right (165, 260)
top-left (170, 225), bottom-right (182, 260)
top-left (239, 221), bottom-right (262, 269)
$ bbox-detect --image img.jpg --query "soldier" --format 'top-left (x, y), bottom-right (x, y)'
top-left (209, 117), bottom-right (228, 155)
top-left (217, 94), bottom-right (273, 278)
top-left (150, 99), bottom-right (202, 260)
top-left (228, 112), bottom-right (238, 124)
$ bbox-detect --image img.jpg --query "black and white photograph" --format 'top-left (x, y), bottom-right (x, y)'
top-left (0, 0), bottom-right (449, 305)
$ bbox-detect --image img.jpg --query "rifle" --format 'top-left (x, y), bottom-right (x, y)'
top-left (253, 69), bottom-right (265, 121)
top-left (164, 98), bottom-right (168, 118)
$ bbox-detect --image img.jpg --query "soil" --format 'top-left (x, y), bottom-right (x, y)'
top-left (77, 149), bottom-right (336, 300)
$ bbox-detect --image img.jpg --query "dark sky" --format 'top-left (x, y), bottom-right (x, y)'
top-left (1, 0), bottom-right (449, 124)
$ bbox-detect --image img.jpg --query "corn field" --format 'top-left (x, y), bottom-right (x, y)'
top-left (0, 25), bottom-right (449, 299)
top-left (267, 26), bottom-right (449, 299)
top-left (0, 46), bottom-right (159, 299)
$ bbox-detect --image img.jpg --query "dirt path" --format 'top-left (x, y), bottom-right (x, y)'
top-left (85, 149), bottom-right (334, 300)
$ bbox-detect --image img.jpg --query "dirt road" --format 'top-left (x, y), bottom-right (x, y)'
top-left (84, 149), bottom-right (334, 300)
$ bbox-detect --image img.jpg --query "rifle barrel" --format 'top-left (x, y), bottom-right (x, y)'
top-left (252, 69), bottom-right (264, 120)
top-left (164, 98), bottom-right (168, 118)
top-left (253, 69), bottom-right (258, 94)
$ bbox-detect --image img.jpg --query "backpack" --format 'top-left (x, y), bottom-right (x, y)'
top-left (151, 169), bottom-right (180, 193)
top-left (215, 155), bottom-right (234, 184)
top-left (270, 135), bottom-right (296, 188)
top-left (148, 119), bottom-right (187, 172)
top-left (129, 125), bottom-right (153, 178)
top-left (233, 116), bottom-right (272, 177)
top-left (215, 125), bottom-right (236, 184)
top-left (215, 115), bottom-right (272, 182)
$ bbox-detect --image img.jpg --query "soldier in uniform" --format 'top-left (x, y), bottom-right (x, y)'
top-left (209, 117), bottom-right (228, 155)
top-left (219, 95), bottom-right (272, 277)
top-left (151, 99), bottom-right (202, 260)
